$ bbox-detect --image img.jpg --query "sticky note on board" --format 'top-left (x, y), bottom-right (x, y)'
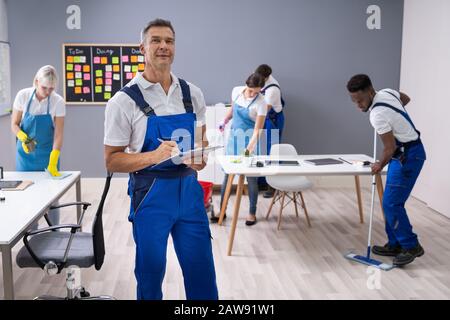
top-left (66, 64), bottom-right (73, 71)
top-left (126, 72), bottom-right (133, 80)
top-left (67, 80), bottom-right (74, 87)
top-left (75, 79), bottom-right (83, 86)
top-left (101, 57), bottom-right (108, 64)
top-left (124, 65), bottom-right (131, 72)
top-left (96, 78), bottom-right (103, 85)
top-left (105, 65), bottom-right (112, 72)
top-left (67, 72), bottom-right (74, 80)
top-left (112, 57), bottom-right (119, 64)
top-left (83, 73), bottom-right (91, 80)
top-left (138, 63), bottom-right (145, 71)
top-left (75, 87), bottom-right (82, 94)
top-left (93, 56), bottom-right (100, 64)
top-left (138, 55), bottom-right (144, 62)
top-left (75, 72), bottom-right (82, 79)
top-left (95, 70), bottom-right (103, 77)
top-left (113, 65), bottom-right (120, 72)
top-left (83, 86), bottom-right (90, 94)
top-left (105, 72), bottom-right (112, 79)
top-left (104, 92), bottom-right (111, 100)
top-left (73, 56), bottom-right (81, 63)
top-left (104, 85), bottom-right (112, 92)
top-left (95, 86), bottom-right (102, 93)
top-left (79, 56), bottom-right (86, 63)
top-left (83, 65), bottom-right (90, 72)
top-left (105, 78), bottom-right (112, 85)
top-left (122, 55), bottom-right (129, 62)
top-left (132, 65), bottom-right (138, 72)
top-left (113, 74), bottom-right (120, 81)
top-left (131, 56), bottom-right (138, 63)
top-left (67, 56), bottom-right (74, 63)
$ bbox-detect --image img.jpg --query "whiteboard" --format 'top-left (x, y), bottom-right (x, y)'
top-left (0, 41), bottom-right (11, 117)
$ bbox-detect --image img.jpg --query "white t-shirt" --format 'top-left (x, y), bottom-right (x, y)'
top-left (231, 86), bottom-right (267, 121)
top-left (262, 75), bottom-right (283, 113)
top-left (104, 72), bottom-right (207, 153)
top-left (369, 88), bottom-right (419, 143)
top-left (13, 87), bottom-right (66, 124)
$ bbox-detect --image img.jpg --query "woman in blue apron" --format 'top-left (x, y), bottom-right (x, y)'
top-left (11, 65), bottom-right (65, 227)
top-left (217, 73), bottom-right (267, 226)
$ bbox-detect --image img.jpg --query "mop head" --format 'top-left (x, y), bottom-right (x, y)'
top-left (345, 252), bottom-right (395, 271)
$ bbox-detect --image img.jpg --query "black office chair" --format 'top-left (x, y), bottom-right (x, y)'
top-left (16, 173), bottom-right (115, 300)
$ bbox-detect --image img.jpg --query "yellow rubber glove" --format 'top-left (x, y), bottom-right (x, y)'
top-left (17, 130), bottom-right (28, 142)
top-left (17, 130), bottom-right (30, 154)
top-left (47, 149), bottom-right (61, 177)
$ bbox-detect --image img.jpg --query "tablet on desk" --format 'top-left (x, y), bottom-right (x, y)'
top-left (0, 180), bottom-right (34, 191)
top-left (265, 160), bottom-right (300, 166)
top-left (0, 180), bottom-right (22, 189)
top-left (304, 158), bottom-right (343, 166)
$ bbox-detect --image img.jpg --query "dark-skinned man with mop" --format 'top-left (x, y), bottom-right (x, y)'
top-left (347, 74), bottom-right (425, 267)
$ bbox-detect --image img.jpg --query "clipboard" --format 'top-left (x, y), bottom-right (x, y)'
top-left (151, 145), bottom-right (223, 170)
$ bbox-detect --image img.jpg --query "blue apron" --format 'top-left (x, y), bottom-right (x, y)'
top-left (122, 80), bottom-right (218, 300)
top-left (226, 94), bottom-right (260, 155)
top-left (16, 89), bottom-right (54, 171)
top-left (261, 83), bottom-right (285, 155)
top-left (372, 97), bottom-right (426, 249)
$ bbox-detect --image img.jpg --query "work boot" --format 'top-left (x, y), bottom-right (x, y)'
top-left (393, 243), bottom-right (424, 267)
top-left (372, 243), bottom-right (402, 256)
top-left (263, 187), bottom-right (275, 198)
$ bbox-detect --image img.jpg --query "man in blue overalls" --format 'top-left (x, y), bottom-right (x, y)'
top-left (347, 74), bottom-right (426, 267)
top-left (104, 19), bottom-right (218, 299)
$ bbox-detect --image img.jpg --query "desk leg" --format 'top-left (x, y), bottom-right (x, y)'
top-left (354, 176), bottom-right (364, 223)
top-left (219, 174), bottom-right (234, 226)
top-left (227, 175), bottom-right (245, 256)
top-left (375, 174), bottom-right (386, 222)
top-left (1, 246), bottom-right (14, 300)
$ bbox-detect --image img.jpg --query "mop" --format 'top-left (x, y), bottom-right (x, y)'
top-left (344, 129), bottom-right (395, 271)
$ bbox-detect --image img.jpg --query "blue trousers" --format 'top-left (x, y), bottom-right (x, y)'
top-left (383, 143), bottom-right (426, 249)
top-left (220, 174), bottom-right (259, 215)
top-left (130, 174), bottom-right (218, 300)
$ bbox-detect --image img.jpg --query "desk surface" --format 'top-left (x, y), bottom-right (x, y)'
top-left (0, 171), bottom-right (81, 245)
top-left (217, 154), bottom-right (387, 177)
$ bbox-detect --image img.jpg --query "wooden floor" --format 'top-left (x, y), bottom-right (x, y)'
top-left (2, 178), bottom-right (450, 300)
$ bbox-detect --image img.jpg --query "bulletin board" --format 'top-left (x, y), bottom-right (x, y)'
top-left (63, 44), bottom-right (145, 104)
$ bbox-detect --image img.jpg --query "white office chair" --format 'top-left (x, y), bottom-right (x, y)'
top-left (266, 144), bottom-right (313, 230)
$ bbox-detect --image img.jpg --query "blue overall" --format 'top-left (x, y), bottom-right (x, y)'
top-left (16, 89), bottom-right (55, 171)
top-left (261, 84), bottom-right (285, 155)
top-left (372, 98), bottom-right (426, 250)
top-left (16, 89), bottom-right (60, 227)
top-left (122, 80), bottom-right (218, 300)
top-left (222, 95), bottom-right (260, 214)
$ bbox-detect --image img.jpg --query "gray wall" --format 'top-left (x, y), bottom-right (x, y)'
top-left (1, 0), bottom-right (404, 177)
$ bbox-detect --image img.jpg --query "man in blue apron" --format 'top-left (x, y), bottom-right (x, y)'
top-left (347, 74), bottom-right (425, 267)
top-left (104, 19), bottom-right (218, 299)
top-left (255, 64), bottom-right (285, 198)
top-left (11, 65), bottom-right (65, 227)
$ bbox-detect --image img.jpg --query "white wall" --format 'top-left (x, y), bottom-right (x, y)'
top-left (400, 0), bottom-right (450, 218)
